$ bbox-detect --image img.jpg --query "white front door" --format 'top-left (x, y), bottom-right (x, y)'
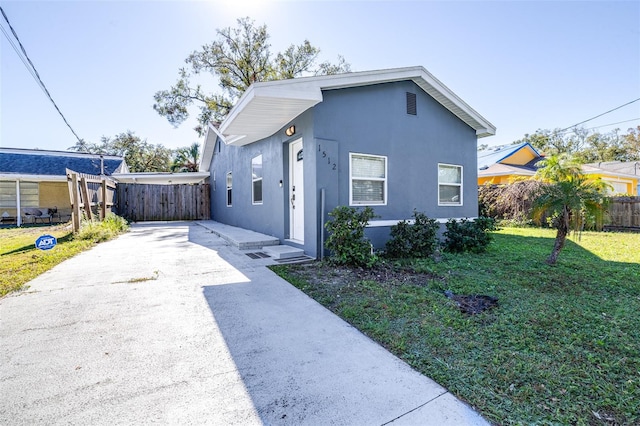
top-left (289, 138), bottom-right (304, 242)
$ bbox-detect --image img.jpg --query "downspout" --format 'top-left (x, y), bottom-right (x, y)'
top-left (16, 180), bottom-right (21, 227)
top-left (320, 188), bottom-right (325, 260)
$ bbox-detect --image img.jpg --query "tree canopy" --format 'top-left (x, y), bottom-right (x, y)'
top-left (68, 131), bottom-right (173, 173)
top-left (171, 142), bottom-right (200, 172)
top-left (513, 125), bottom-right (640, 163)
top-left (153, 17), bottom-right (351, 136)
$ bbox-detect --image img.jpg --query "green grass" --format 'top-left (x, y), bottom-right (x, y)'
top-left (0, 216), bottom-right (128, 297)
top-left (272, 228), bottom-right (640, 425)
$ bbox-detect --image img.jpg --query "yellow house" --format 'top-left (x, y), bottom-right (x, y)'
top-left (478, 144), bottom-right (639, 195)
top-left (582, 162), bottom-right (639, 196)
top-left (478, 142), bottom-right (541, 185)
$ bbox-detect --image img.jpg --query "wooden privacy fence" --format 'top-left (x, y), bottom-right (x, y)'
top-left (116, 183), bottom-right (210, 222)
top-left (606, 196), bottom-right (640, 231)
top-left (66, 169), bottom-right (117, 232)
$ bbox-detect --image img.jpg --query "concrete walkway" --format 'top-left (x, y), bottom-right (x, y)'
top-left (0, 222), bottom-right (489, 425)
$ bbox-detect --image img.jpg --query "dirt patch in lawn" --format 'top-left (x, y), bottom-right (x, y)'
top-left (285, 261), bottom-right (440, 289)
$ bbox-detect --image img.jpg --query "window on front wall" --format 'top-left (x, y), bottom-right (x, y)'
top-left (438, 164), bottom-right (463, 205)
top-left (350, 153), bottom-right (387, 205)
top-left (252, 155), bottom-right (263, 205)
top-left (226, 172), bottom-right (232, 206)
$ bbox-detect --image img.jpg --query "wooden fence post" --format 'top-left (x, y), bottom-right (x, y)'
top-left (101, 179), bottom-right (107, 220)
top-left (80, 177), bottom-right (92, 221)
top-left (71, 173), bottom-right (81, 233)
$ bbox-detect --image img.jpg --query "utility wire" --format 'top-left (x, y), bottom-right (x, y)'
top-left (0, 6), bottom-right (83, 143)
top-left (557, 117), bottom-right (640, 135)
top-left (559, 98), bottom-right (640, 132)
top-left (0, 24), bottom-right (42, 91)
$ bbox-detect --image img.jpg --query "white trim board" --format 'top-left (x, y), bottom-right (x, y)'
top-left (367, 218), bottom-right (479, 227)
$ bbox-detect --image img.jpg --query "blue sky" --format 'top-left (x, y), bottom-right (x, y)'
top-left (1, 0), bottom-right (639, 152)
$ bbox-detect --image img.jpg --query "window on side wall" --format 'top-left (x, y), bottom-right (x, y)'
top-left (252, 155), bottom-right (263, 205)
top-left (226, 172), bottom-right (232, 207)
top-left (438, 163), bottom-right (463, 206)
top-left (350, 153), bottom-right (387, 205)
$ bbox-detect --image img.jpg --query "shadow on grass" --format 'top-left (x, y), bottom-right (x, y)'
top-left (1, 233), bottom-right (75, 256)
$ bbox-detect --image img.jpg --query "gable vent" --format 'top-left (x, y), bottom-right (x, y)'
top-left (406, 92), bottom-right (417, 115)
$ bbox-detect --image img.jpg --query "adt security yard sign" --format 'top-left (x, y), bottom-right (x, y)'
top-left (35, 235), bottom-right (57, 251)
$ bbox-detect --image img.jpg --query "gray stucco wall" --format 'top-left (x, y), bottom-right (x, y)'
top-left (313, 80), bottom-right (479, 248)
top-left (209, 109), bottom-right (318, 255)
top-left (209, 79), bottom-right (481, 257)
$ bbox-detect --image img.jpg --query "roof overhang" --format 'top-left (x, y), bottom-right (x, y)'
top-left (0, 173), bottom-right (67, 182)
top-left (478, 163), bottom-right (537, 178)
top-left (112, 172), bottom-right (209, 185)
top-left (580, 166), bottom-right (639, 181)
top-left (209, 66), bottom-right (496, 153)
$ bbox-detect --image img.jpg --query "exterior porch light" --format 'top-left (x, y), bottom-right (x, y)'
top-left (285, 126), bottom-right (295, 137)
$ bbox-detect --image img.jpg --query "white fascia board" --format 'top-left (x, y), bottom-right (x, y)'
top-left (200, 124), bottom-right (225, 172)
top-left (411, 68), bottom-right (496, 137)
top-left (0, 173), bottom-right (66, 182)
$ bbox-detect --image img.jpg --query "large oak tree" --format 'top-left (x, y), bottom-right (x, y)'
top-left (153, 17), bottom-right (350, 136)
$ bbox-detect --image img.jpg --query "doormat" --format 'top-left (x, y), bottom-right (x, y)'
top-left (245, 252), bottom-right (271, 259)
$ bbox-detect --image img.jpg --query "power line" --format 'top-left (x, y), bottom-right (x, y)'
top-left (0, 6), bottom-right (82, 143)
top-left (557, 117), bottom-right (640, 135)
top-left (559, 98), bottom-right (640, 132)
top-left (0, 24), bottom-right (43, 91)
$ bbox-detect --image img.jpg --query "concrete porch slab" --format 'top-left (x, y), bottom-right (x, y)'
top-left (195, 220), bottom-right (279, 250)
top-left (262, 245), bottom-right (304, 260)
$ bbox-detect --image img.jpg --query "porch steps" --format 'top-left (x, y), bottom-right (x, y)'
top-left (195, 220), bottom-right (280, 250)
top-left (262, 245), bottom-right (305, 260)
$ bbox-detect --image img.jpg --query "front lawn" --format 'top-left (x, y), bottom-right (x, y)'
top-left (271, 228), bottom-right (640, 425)
top-left (1, 216), bottom-right (128, 297)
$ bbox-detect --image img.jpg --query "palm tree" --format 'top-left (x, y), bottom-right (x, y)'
top-left (533, 155), bottom-right (610, 265)
top-left (171, 142), bottom-right (200, 172)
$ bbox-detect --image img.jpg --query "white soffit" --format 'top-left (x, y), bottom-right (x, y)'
top-left (217, 66), bottom-right (497, 147)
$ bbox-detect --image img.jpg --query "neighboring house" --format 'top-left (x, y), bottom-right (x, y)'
top-left (200, 66), bottom-right (496, 258)
top-left (478, 142), bottom-right (541, 185)
top-left (478, 144), bottom-right (639, 196)
top-left (0, 147), bottom-right (128, 225)
top-left (583, 161), bottom-right (639, 195)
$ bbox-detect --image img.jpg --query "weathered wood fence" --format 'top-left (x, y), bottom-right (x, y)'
top-left (116, 183), bottom-right (210, 222)
top-left (66, 169), bottom-right (117, 232)
top-left (606, 196), bottom-right (640, 231)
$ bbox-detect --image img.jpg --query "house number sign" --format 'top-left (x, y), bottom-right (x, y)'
top-left (318, 143), bottom-right (337, 171)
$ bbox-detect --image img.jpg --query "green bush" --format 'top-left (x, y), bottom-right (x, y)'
top-left (324, 206), bottom-right (377, 267)
top-left (75, 213), bottom-right (129, 243)
top-left (385, 210), bottom-right (439, 259)
top-left (443, 217), bottom-right (496, 253)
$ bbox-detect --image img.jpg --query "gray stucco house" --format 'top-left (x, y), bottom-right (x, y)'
top-left (200, 66), bottom-right (496, 259)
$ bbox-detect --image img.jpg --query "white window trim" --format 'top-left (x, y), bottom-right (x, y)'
top-left (349, 152), bottom-right (388, 206)
top-left (226, 172), bottom-right (232, 207)
top-left (251, 155), bottom-right (263, 205)
top-left (438, 163), bottom-right (463, 206)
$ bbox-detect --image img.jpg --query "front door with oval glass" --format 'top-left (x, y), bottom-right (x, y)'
top-left (289, 138), bottom-right (304, 243)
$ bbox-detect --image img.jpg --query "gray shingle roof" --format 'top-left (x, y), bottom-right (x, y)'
top-left (0, 149), bottom-right (127, 177)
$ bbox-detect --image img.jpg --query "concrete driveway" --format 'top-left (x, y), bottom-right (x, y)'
top-left (0, 222), bottom-right (488, 425)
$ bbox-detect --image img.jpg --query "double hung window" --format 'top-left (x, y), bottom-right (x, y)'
top-left (438, 164), bottom-right (463, 205)
top-left (349, 153), bottom-right (387, 205)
